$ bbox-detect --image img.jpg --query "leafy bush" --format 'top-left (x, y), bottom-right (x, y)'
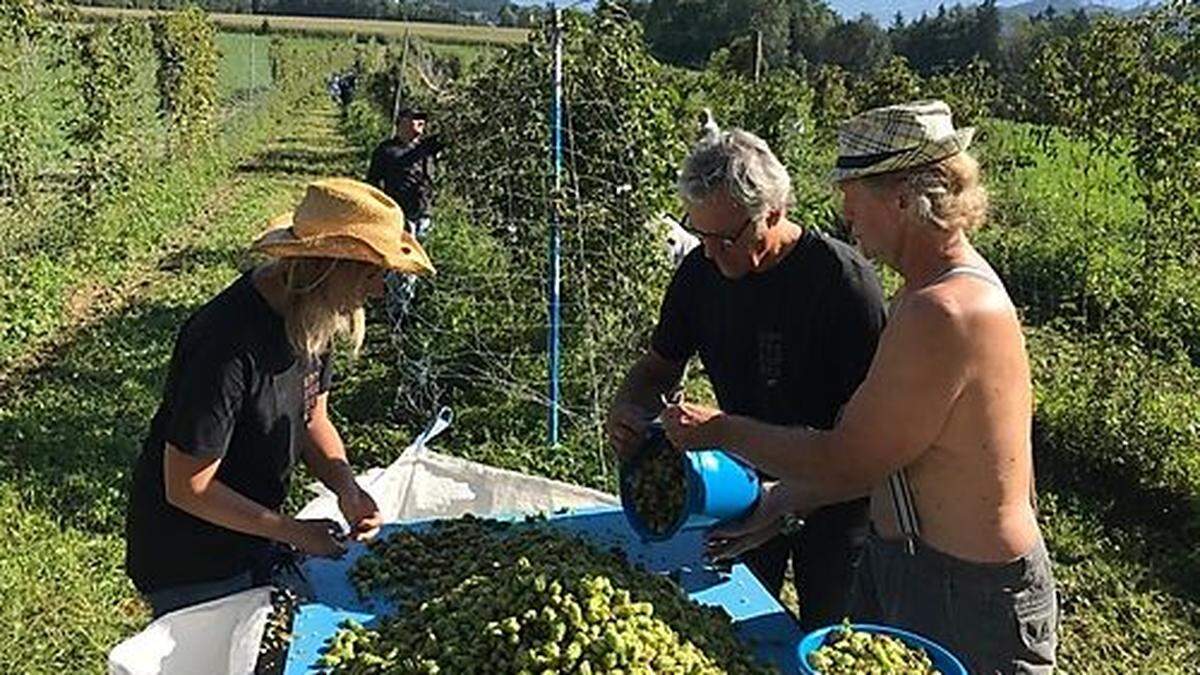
top-left (675, 66), bottom-right (829, 225)
top-left (150, 7), bottom-right (218, 148)
top-left (71, 19), bottom-right (160, 206)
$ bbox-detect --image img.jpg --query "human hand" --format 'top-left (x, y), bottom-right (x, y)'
top-left (286, 518), bottom-right (348, 558)
top-left (605, 401), bottom-right (655, 459)
top-left (661, 401), bottom-right (726, 451)
top-left (424, 134), bottom-right (447, 153)
top-left (706, 482), bottom-right (794, 562)
top-left (338, 484), bottom-right (382, 541)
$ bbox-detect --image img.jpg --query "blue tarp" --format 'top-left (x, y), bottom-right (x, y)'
top-left (285, 506), bottom-right (803, 673)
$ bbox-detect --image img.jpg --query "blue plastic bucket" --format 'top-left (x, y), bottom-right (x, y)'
top-left (797, 623), bottom-right (968, 674)
top-left (619, 424), bottom-right (761, 541)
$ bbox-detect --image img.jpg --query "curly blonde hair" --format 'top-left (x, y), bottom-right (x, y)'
top-left (866, 152), bottom-right (989, 233)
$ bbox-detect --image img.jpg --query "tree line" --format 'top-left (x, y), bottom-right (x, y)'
top-left (72, 0), bottom-right (547, 27)
top-left (625, 0), bottom-right (1101, 76)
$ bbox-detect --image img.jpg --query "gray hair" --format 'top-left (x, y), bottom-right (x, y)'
top-left (677, 129), bottom-right (793, 219)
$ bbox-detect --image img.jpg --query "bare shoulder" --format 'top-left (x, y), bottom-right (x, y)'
top-left (914, 275), bottom-right (1013, 328)
top-left (894, 286), bottom-right (971, 346)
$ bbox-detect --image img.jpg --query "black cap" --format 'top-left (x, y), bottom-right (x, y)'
top-left (396, 107), bottom-right (428, 120)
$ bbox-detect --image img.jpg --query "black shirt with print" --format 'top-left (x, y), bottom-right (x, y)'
top-left (125, 273), bottom-right (331, 593)
top-left (652, 229), bottom-right (886, 433)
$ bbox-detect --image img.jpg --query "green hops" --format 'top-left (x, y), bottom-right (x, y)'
top-left (628, 444), bottom-right (687, 536)
top-left (807, 620), bottom-right (942, 674)
top-left (320, 516), bottom-right (777, 674)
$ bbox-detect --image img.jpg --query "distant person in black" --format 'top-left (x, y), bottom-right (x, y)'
top-left (124, 178), bottom-right (435, 618)
top-left (365, 107), bottom-right (446, 241)
top-left (366, 107), bottom-right (447, 327)
top-left (337, 69), bottom-right (356, 108)
top-left (605, 128), bottom-right (886, 631)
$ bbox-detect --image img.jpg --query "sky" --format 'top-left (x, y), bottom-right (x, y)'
top-left (512, 0), bottom-right (1151, 23)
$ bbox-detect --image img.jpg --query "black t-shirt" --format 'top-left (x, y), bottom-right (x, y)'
top-left (365, 136), bottom-right (443, 221)
top-left (652, 229), bottom-right (886, 431)
top-left (124, 273), bottom-right (332, 593)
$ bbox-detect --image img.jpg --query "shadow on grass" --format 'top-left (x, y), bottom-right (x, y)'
top-left (0, 299), bottom-right (194, 536)
top-left (237, 146), bottom-right (361, 178)
top-left (158, 244), bottom-right (254, 274)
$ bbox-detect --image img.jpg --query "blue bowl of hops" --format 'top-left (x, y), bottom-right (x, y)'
top-left (619, 423), bottom-right (760, 541)
top-left (798, 621), bottom-right (968, 674)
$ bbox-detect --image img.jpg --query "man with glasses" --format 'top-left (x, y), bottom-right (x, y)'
top-left (606, 128), bottom-right (886, 630)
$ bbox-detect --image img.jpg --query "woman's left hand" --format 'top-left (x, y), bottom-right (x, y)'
top-left (338, 484), bottom-right (382, 541)
top-left (661, 401), bottom-right (727, 450)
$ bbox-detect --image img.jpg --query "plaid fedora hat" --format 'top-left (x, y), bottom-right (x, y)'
top-left (252, 178), bottom-right (435, 276)
top-left (830, 100), bottom-right (975, 182)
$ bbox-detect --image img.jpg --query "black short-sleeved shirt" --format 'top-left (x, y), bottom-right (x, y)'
top-left (652, 229), bottom-right (886, 432)
top-left (124, 273), bottom-right (332, 593)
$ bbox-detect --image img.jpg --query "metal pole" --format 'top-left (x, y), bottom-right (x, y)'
top-left (250, 32), bottom-right (256, 92)
top-left (548, 3), bottom-right (563, 447)
top-left (754, 29), bottom-right (763, 82)
top-left (392, 29), bottom-right (410, 127)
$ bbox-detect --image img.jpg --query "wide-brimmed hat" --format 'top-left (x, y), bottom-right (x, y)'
top-left (830, 100), bottom-right (975, 182)
top-left (252, 178), bottom-right (435, 275)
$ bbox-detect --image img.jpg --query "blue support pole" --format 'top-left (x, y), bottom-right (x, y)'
top-left (548, 4), bottom-right (564, 447)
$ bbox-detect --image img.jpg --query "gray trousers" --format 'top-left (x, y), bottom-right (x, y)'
top-left (850, 530), bottom-right (1058, 674)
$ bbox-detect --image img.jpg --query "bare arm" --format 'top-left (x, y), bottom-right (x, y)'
top-left (665, 292), bottom-right (968, 511)
top-left (614, 348), bottom-right (687, 413)
top-left (606, 349), bottom-right (687, 457)
top-left (302, 393), bottom-right (382, 539)
top-left (163, 444), bottom-right (299, 544)
top-left (301, 393), bottom-right (357, 497)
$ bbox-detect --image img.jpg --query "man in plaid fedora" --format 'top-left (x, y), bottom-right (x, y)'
top-left (607, 127), bottom-right (887, 631)
top-left (663, 101), bottom-right (1058, 673)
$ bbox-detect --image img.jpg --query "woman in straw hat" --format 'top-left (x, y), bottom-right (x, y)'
top-left (124, 178), bottom-right (434, 617)
top-left (665, 101), bottom-right (1057, 672)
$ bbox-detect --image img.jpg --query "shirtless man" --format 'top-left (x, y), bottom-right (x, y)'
top-left (662, 101), bottom-right (1058, 673)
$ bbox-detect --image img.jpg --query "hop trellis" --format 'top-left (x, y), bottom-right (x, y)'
top-left (364, 8), bottom-right (687, 489)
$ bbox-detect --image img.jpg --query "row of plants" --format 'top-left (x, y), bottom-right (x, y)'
top-left (0, 54), bottom-right (362, 675)
top-left (0, 1), bottom-right (352, 373)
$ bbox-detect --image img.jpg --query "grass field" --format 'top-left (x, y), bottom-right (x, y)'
top-left (75, 5), bottom-right (530, 45)
top-left (216, 32), bottom-right (274, 101)
top-left (0, 89), bottom-right (364, 672)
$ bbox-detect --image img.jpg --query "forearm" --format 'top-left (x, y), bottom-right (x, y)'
top-left (302, 419), bottom-right (358, 497)
top-left (167, 478), bottom-right (295, 545)
top-left (718, 416), bottom-right (872, 508)
top-left (614, 356), bottom-right (683, 414)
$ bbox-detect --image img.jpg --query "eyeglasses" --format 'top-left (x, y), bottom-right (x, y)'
top-left (679, 212), bottom-right (755, 248)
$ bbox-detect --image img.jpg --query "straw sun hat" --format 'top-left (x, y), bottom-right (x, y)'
top-left (830, 100), bottom-right (975, 183)
top-left (252, 178), bottom-right (435, 276)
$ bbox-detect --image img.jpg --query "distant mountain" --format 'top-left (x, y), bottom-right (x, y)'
top-left (999, 0), bottom-right (1154, 18)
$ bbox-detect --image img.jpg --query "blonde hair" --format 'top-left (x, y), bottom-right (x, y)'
top-left (866, 152), bottom-right (989, 233)
top-left (279, 258), bottom-right (370, 362)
